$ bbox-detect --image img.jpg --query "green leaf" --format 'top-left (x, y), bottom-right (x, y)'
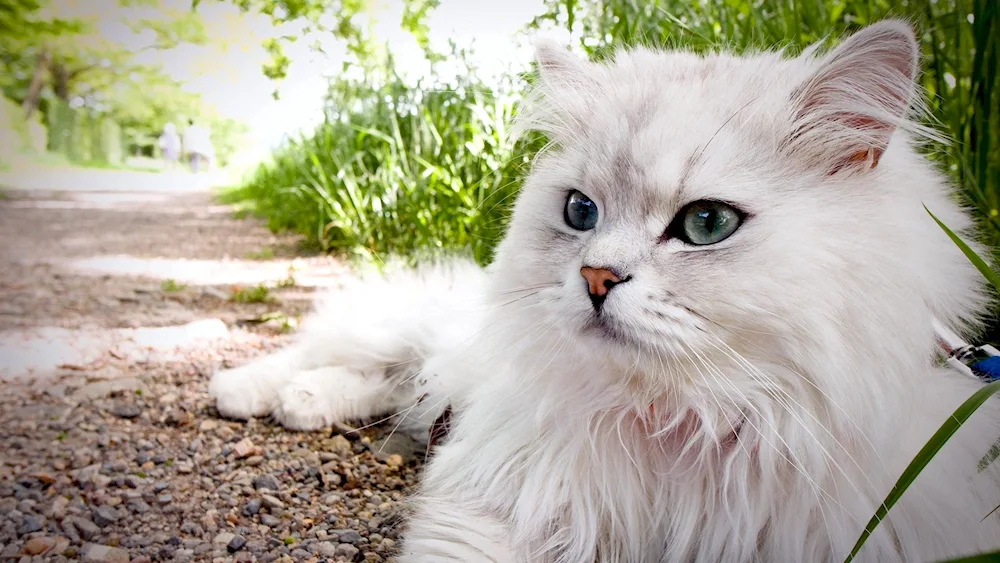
top-left (844, 380), bottom-right (1000, 562)
top-left (924, 205), bottom-right (1000, 293)
top-left (933, 550), bottom-right (1000, 563)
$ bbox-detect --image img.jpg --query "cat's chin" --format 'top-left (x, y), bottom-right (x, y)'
top-left (576, 314), bottom-right (687, 369)
top-left (581, 314), bottom-right (634, 344)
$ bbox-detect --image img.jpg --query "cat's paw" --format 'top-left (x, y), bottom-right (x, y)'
top-left (208, 364), bottom-right (279, 421)
top-left (271, 367), bottom-right (387, 431)
top-left (273, 383), bottom-right (335, 431)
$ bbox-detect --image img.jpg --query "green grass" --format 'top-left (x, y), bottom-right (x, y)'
top-left (229, 284), bottom-right (273, 304)
top-left (221, 47), bottom-right (537, 267)
top-left (244, 247), bottom-right (275, 260)
top-left (160, 279), bottom-right (187, 293)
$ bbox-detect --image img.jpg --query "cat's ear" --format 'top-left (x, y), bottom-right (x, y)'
top-left (786, 19), bottom-right (920, 175)
top-left (514, 39), bottom-right (601, 143)
top-left (533, 38), bottom-right (592, 85)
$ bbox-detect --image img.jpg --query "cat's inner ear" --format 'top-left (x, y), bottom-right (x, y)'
top-left (787, 20), bottom-right (920, 175)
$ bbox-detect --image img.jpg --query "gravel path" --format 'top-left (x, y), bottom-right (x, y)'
top-left (0, 171), bottom-right (423, 562)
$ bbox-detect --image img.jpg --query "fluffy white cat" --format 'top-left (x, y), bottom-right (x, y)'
top-left (211, 20), bottom-right (1000, 562)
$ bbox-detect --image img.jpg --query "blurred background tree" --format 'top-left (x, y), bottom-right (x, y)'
top-left (0, 0), bottom-right (247, 169)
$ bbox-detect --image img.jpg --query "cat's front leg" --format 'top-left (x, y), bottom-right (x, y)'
top-left (397, 495), bottom-right (517, 563)
top-left (209, 347), bottom-right (304, 420)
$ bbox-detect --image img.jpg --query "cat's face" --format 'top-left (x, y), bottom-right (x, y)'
top-left (488, 22), bottom-right (974, 391)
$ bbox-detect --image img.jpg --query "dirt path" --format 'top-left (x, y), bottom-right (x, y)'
top-left (0, 169), bottom-right (422, 562)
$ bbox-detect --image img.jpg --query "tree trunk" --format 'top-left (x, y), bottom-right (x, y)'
top-left (51, 61), bottom-right (70, 101)
top-left (22, 49), bottom-right (50, 118)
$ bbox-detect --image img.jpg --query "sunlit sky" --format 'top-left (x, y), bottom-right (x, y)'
top-left (48, 0), bottom-right (560, 156)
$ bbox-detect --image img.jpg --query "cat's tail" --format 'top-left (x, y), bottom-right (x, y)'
top-left (209, 256), bottom-right (489, 435)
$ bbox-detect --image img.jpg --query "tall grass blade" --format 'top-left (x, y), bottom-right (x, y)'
top-left (844, 380), bottom-right (1000, 562)
top-left (925, 205), bottom-right (1000, 292)
top-left (934, 550), bottom-right (1000, 563)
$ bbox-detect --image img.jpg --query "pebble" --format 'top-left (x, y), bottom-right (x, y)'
top-left (213, 532), bottom-right (235, 545)
top-left (227, 534), bottom-right (247, 552)
top-left (200, 512), bottom-right (218, 533)
top-left (261, 494), bottom-right (284, 509)
top-left (253, 474), bottom-right (281, 491)
top-left (232, 438), bottom-right (259, 459)
top-left (336, 543), bottom-right (360, 559)
top-left (109, 403), bottom-right (141, 419)
top-left (91, 506), bottom-right (119, 528)
top-left (18, 514), bottom-right (44, 535)
top-left (81, 544), bottom-right (129, 563)
top-left (260, 514), bottom-right (280, 528)
top-left (153, 482), bottom-right (169, 493)
top-left (332, 529), bottom-right (363, 544)
top-left (156, 494), bottom-right (172, 504)
top-left (127, 499), bottom-right (151, 514)
top-left (24, 536), bottom-right (56, 555)
top-left (68, 516), bottom-right (101, 540)
top-left (243, 498), bottom-right (262, 516)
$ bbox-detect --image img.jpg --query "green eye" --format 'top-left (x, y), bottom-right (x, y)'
top-left (673, 200), bottom-right (743, 245)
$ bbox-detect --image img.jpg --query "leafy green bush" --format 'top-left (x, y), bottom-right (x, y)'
top-left (45, 98), bottom-right (125, 167)
top-left (224, 50), bottom-right (538, 266)
top-left (0, 96), bottom-right (46, 160)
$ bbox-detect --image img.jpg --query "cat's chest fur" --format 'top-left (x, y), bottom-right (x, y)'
top-left (433, 359), bottom-right (810, 563)
top-left (427, 347), bottom-right (977, 563)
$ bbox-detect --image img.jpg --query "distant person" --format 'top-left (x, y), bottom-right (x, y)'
top-left (158, 123), bottom-right (181, 169)
top-left (182, 119), bottom-right (214, 173)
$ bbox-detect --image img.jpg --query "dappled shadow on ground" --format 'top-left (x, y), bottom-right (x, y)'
top-left (0, 189), bottom-right (343, 333)
top-left (0, 189), bottom-right (309, 261)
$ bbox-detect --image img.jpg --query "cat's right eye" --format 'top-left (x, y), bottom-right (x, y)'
top-left (667, 200), bottom-right (743, 246)
top-left (564, 190), bottom-right (599, 231)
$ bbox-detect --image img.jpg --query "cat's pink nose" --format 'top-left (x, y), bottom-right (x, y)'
top-left (580, 267), bottom-right (621, 297)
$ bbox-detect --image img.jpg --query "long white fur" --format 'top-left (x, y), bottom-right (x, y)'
top-left (209, 258), bottom-right (488, 436)
top-left (211, 20), bottom-right (1000, 562)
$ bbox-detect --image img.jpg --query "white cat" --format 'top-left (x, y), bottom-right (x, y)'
top-left (211, 20), bottom-right (1000, 562)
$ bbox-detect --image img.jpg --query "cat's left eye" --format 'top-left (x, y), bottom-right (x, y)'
top-left (564, 190), bottom-right (599, 231)
top-left (669, 200), bottom-right (743, 246)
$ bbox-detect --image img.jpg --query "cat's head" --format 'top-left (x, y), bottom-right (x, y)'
top-left (488, 20), bottom-right (983, 403)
